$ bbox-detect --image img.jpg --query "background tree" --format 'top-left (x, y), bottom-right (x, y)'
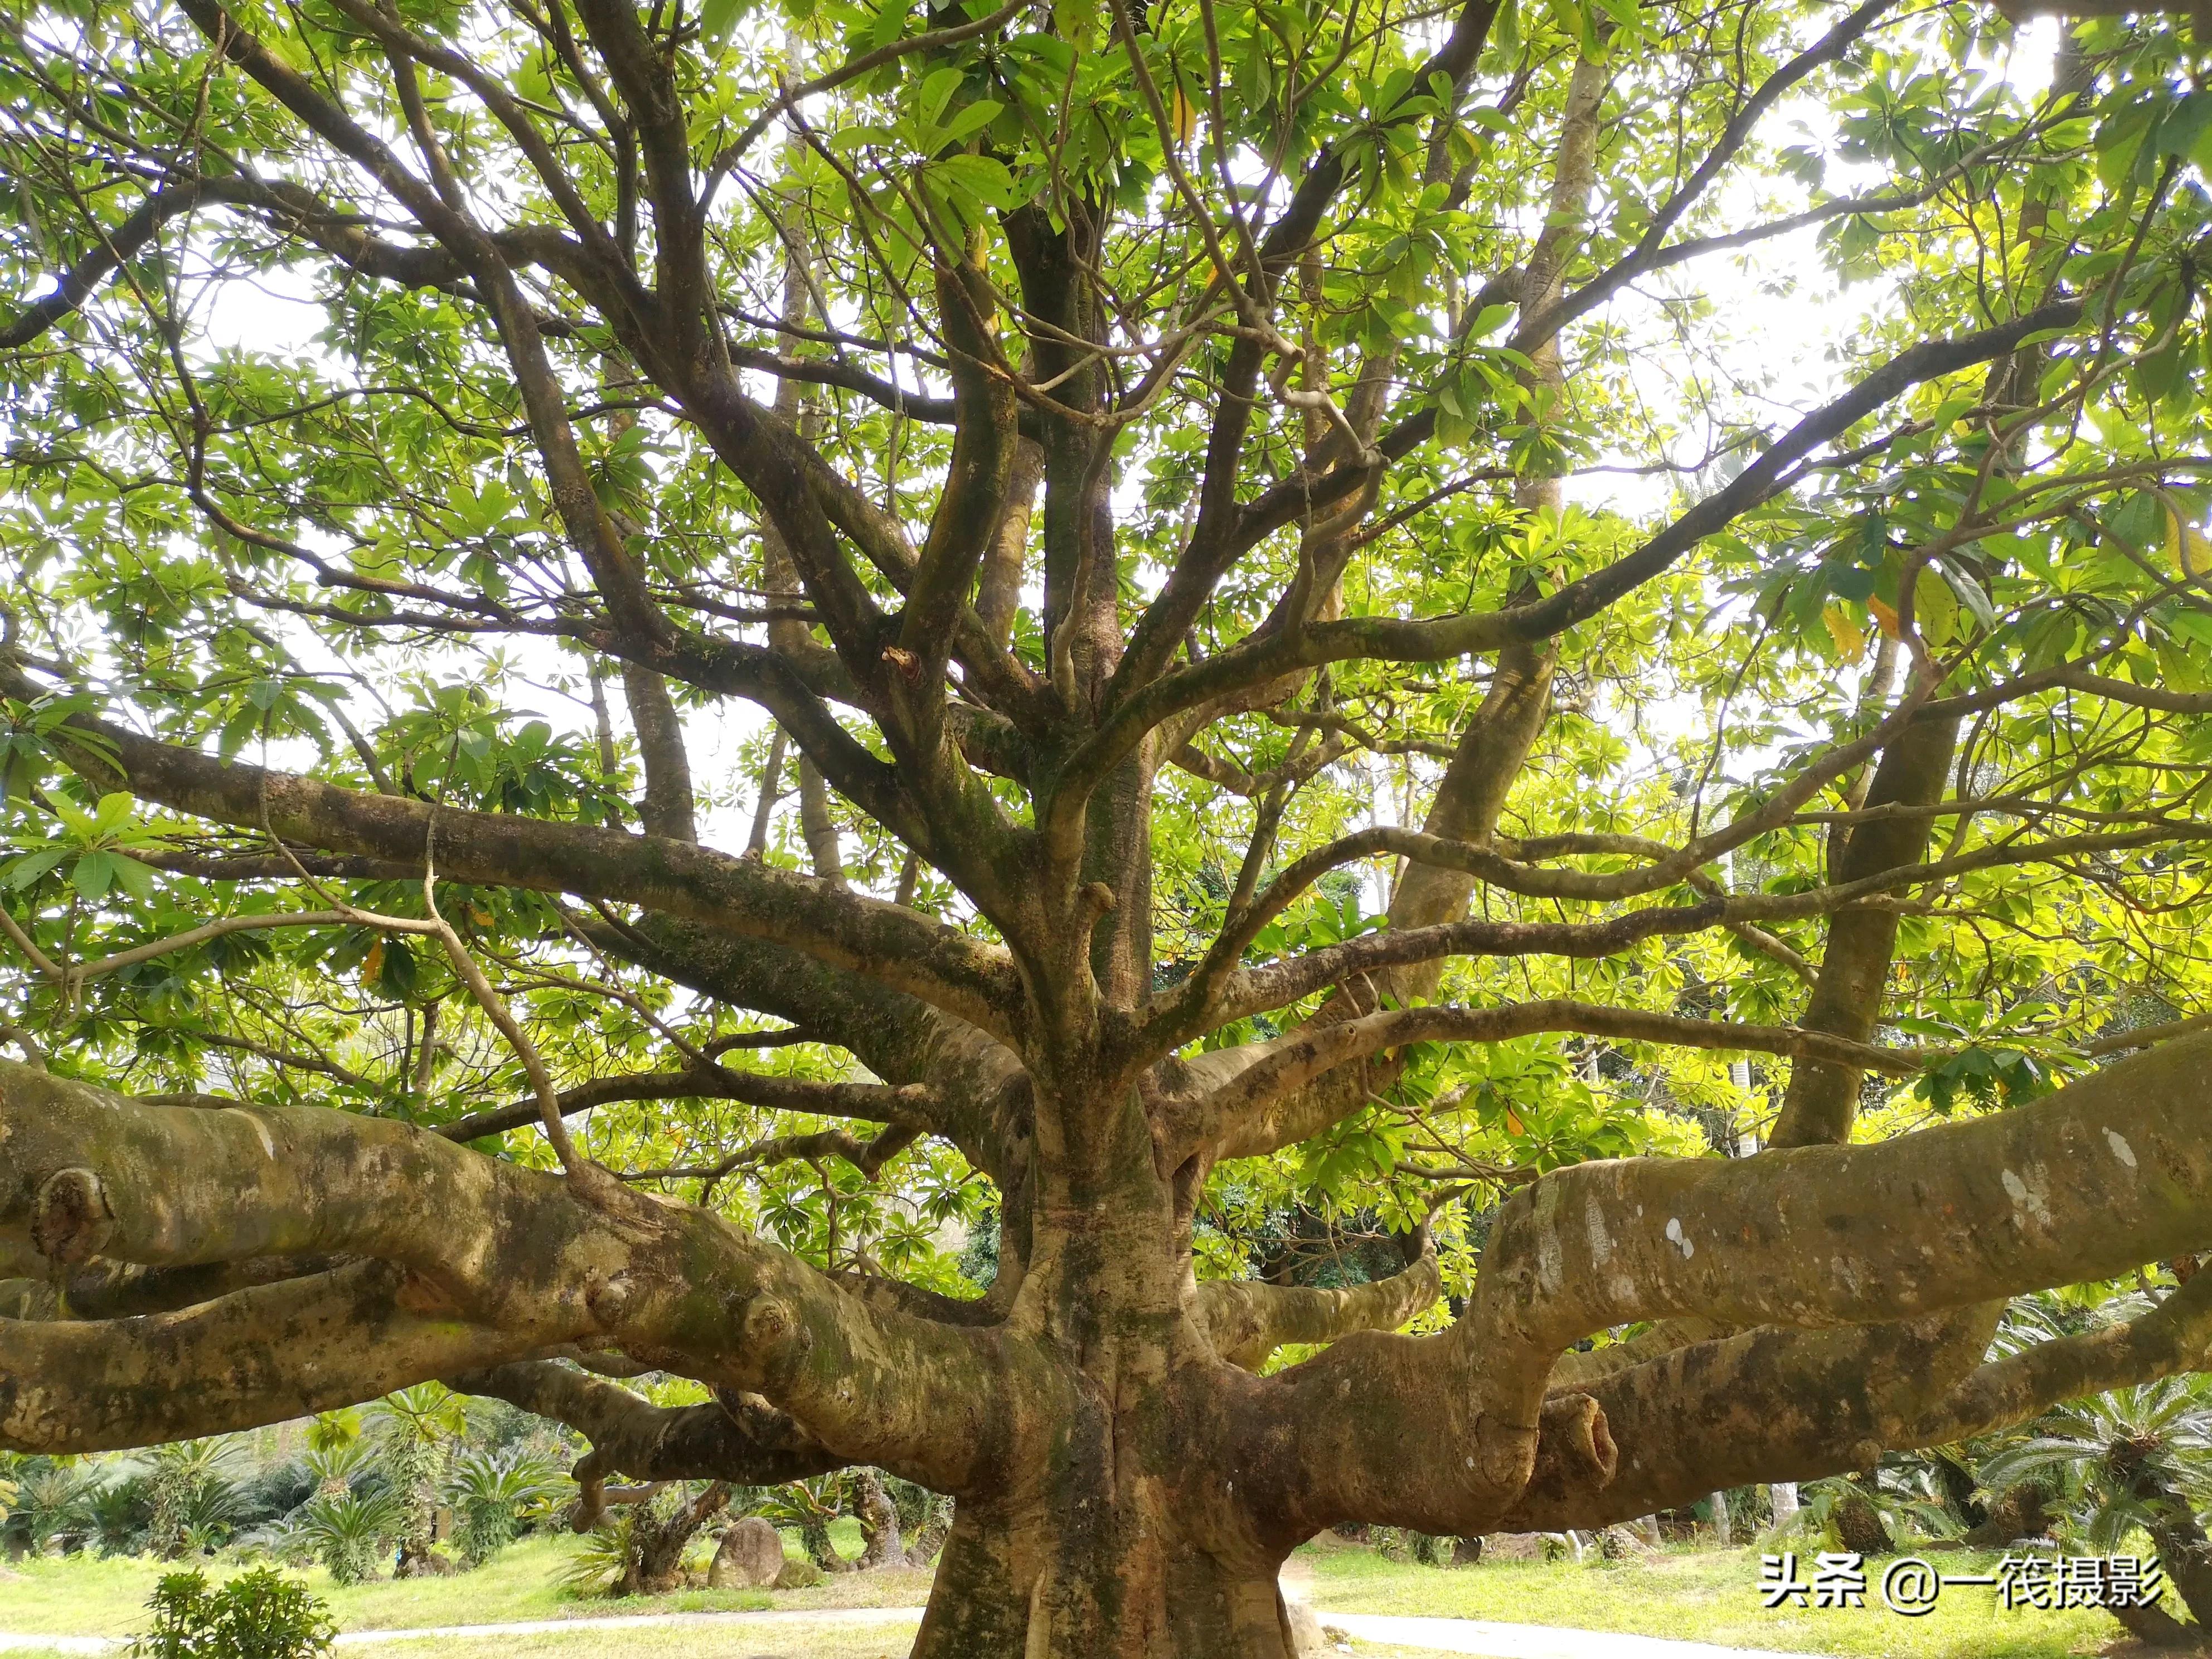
top-left (7, 0), bottom-right (2212, 1653)
top-left (368, 1385), bottom-right (466, 1575)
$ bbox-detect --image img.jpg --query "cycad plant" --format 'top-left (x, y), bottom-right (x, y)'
top-left (177, 1475), bottom-right (245, 1558)
top-left (86, 1476), bottom-right (152, 1558)
top-left (1983, 1376), bottom-right (2212, 1647)
top-left (444, 1448), bottom-right (567, 1568)
top-left (7, 1462), bottom-right (99, 1554)
top-left (294, 1490), bottom-right (400, 1587)
top-left (1765, 1468), bottom-right (1956, 1558)
top-left (298, 1440), bottom-right (376, 1503)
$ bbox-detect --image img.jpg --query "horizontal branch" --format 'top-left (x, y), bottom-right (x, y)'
top-left (453, 1360), bottom-right (845, 1498)
top-left (1, 1259), bottom-right (523, 1452)
top-left (1197, 1239), bottom-right (1441, 1370)
top-left (1, 665), bottom-right (1023, 1038)
top-left (1183, 1000), bottom-right (1928, 1163)
top-left (1196, 901), bottom-right (1727, 1034)
top-left (1504, 1267), bottom-right (2212, 1530)
top-left (620, 1123), bottom-right (921, 1183)
top-left (1241, 1028), bottom-right (2212, 1537)
top-left (0, 1063), bottom-right (1018, 1489)
top-left (438, 1064), bottom-right (940, 1144)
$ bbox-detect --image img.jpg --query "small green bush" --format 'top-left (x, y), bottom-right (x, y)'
top-left (125, 1567), bottom-right (335, 1659)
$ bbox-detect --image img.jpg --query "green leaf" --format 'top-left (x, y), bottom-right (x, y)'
top-left (919, 66), bottom-right (964, 130)
top-left (71, 849), bottom-right (116, 900)
top-left (939, 100), bottom-right (1002, 144)
top-left (110, 853), bottom-right (154, 902)
top-left (6, 847), bottom-right (67, 887)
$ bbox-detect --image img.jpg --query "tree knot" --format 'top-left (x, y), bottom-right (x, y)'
top-left (30, 1166), bottom-right (116, 1265)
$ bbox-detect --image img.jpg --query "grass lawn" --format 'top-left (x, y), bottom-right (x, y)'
top-left (1297, 1535), bottom-right (2130, 1657)
top-left (0, 1529), bottom-right (2153, 1658)
top-left (0, 1526), bottom-right (926, 1639)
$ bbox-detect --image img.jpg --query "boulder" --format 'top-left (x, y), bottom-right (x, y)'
top-left (709, 1517), bottom-right (788, 1589)
top-left (1479, 1532), bottom-right (1545, 1561)
top-left (1598, 1525), bottom-right (1658, 1560)
top-left (1283, 1598), bottom-right (1327, 1656)
top-left (774, 1558), bottom-right (825, 1590)
top-left (395, 1546), bottom-right (455, 1578)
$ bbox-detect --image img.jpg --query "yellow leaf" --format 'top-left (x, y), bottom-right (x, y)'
top-left (1170, 86), bottom-right (1196, 146)
top-left (362, 940), bottom-right (384, 981)
top-left (1915, 567), bottom-right (1957, 649)
top-left (1822, 604), bottom-right (1866, 661)
top-left (2166, 503), bottom-right (2212, 578)
top-left (1868, 595), bottom-right (1901, 638)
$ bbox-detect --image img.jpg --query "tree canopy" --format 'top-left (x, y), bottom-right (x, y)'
top-left (4, 0), bottom-right (2212, 1652)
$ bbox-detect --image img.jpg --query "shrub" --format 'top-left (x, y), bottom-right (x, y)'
top-left (125, 1568), bottom-right (334, 1659)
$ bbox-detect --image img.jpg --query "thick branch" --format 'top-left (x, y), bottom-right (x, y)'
top-left (1, 1259), bottom-right (523, 1451)
top-left (454, 1360), bottom-right (845, 1493)
top-left (1197, 1240), bottom-right (1441, 1370)
top-left (3, 672), bottom-right (1023, 1037)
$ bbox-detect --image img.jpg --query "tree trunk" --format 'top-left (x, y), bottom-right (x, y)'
top-left (904, 1497), bottom-right (954, 1569)
top-left (1833, 1495), bottom-right (1893, 1558)
top-left (801, 1517), bottom-right (854, 1574)
top-left (853, 1469), bottom-right (903, 1570)
top-left (1961, 1482), bottom-right (2048, 1546)
top-left (910, 1505), bottom-right (1308, 1659)
top-left (620, 1483), bottom-right (730, 1596)
top-left (2105, 1597), bottom-right (2204, 1650)
top-left (2149, 1515), bottom-right (2212, 1631)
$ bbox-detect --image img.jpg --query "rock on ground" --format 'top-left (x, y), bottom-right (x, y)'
top-left (709, 1517), bottom-right (788, 1590)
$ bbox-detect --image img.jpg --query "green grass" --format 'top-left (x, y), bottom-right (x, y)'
top-left (1297, 1536), bottom-right (2127, 1657)
top-left (0, 1620), bottom-right (930, 1659)
top-left (1, 1532), bottom-right (2152, 1657)
top-left (0, 1524), bottom-right (923, 1640)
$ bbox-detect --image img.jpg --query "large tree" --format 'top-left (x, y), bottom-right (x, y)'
top-left (5, 0), bottom-right (2212, 1650)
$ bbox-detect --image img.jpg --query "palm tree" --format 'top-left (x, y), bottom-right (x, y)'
top-left (369, 1385), bottom-right (467, 1575)
top-left (1984, 1376), bottom-right (2212, 1648)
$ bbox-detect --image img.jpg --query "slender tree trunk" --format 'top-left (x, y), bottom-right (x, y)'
top-left (904, 1496), bottom-right (954, 1569)
top-left (620, 1483), bottom-right (730, 1595)
top-left (2149, 1515), bottom-right (2212, 1631)
top-left (853, 1469), bottom-right (903, 1569)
